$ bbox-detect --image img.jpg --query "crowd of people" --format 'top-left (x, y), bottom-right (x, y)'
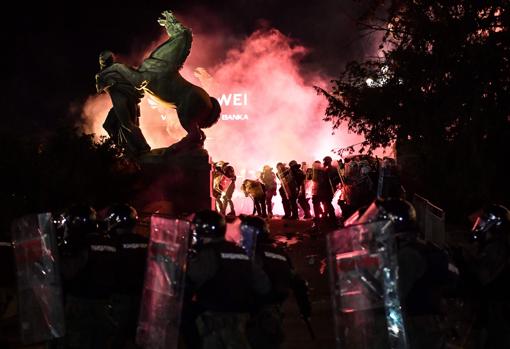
top-left (212, 156), bottom-right (347, 221)
top-left (0, 203), bottom-right (311, 349)
top-left (0, 162), bottom-right (509, 349)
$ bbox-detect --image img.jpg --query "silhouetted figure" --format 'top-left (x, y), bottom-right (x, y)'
top-left (96, 51), bottom-right (150, 156)
top-left (309, 161), bottom-right (324, 219)
top-left (466, 204), bottom-right (510, 349)
top-left (260, 165), bottom-right (277, 217)
top-left (239, 216), bottom-right (311, 349)
top-left (184, 210), bottom-right (270, 349)
top-left (212, 161), bottom-right (228, 213)
top-left (276, 163), bottom-right (293, 219)
top-left (106, 204), bottom-right (148, 349)
top-left (321, 156), bottom-right (338, 220)
top-left (289, 160), bottom-right (312, 219)
top-left (60, 204), bottom-right (117, 349)
top-left (241, 179), bottom-right (267, 217)
top-left (221, 165), bottom-right (236, 216)
top-left (360, 198), bottom-right (457, 349)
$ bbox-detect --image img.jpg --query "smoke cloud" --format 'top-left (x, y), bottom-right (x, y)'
top-left (82, 21), bottom-right (366, 214)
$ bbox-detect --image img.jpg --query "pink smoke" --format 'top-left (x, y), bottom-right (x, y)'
top-left (81, 23), bottom-right (366, 214)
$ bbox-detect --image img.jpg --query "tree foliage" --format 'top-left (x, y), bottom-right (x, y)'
top-left (317, 0), bottom-right (510, 215)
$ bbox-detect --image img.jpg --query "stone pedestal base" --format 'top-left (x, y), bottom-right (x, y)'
top-left (131, 147), bottom-right (213, 217)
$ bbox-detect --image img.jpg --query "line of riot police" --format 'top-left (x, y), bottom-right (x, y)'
top-left (2, 203), bottom-right (312, 349)
top-left (329, 194), bottom-right (510, 349)
top-left (212, 157), bottom-right (342, 221)
top-left (180, 211), bottom-right (312, 349)
top-left (58, 203), bottom-right (148, 349)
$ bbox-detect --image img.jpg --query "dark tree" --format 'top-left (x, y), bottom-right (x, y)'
top-left (317, 0), bottom-right (510, 217)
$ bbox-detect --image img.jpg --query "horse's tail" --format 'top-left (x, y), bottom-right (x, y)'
top-left (201, 97), bottom-right (221, 128)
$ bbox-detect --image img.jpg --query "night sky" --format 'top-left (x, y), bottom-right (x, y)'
top-left (7, 0), bottom-right (373, 137)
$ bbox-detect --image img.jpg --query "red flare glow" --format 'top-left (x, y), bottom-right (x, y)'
top-left (82, 25), bottom-right (368, 214)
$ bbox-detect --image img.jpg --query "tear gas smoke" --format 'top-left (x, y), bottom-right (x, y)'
top-left (82, 23), bottom-right (367, 214)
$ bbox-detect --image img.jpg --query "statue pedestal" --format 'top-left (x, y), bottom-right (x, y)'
top-left (132, 147), bottom-right (213, 216)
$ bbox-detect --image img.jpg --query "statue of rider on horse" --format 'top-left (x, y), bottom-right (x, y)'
top-left (96, 10), bottom-right (221, 156)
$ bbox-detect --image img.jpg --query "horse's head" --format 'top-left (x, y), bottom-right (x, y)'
top-left (158, 10), bottom-right (186, 38)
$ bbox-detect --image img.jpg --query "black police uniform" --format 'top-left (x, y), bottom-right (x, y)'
top-left (247, 240), bottom-right (294, 349)
top-left (398, 238), bottom-right (454, 349)
top-left (61, 231), bottom-right (117, 349)
top-left (320, 164), bottom-right (337, 219)
top-left (470, 237), bottom-right (510, 348)
top-left (111, 231), bottom-right (148, 348)
top-left (290, 166), bottom-right (312, 219)
top-left (186, 240), bottom-right (270, 349)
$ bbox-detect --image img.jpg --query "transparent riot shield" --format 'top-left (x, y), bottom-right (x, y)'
top-left (239, 223), bottom-right (257, 259)
top-left (327, 220), bottom-right (407, 349)
top-left (377, 159), bottom-right (400, 199)
top-left (136, 216), bottom-right (190, 349)
top-left (11, 212), bottom-right (65, 344)
top-left (277, 167), bottom-right (293, 198)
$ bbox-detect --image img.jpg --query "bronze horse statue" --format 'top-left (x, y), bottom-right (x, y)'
top-left (101, 11), bottom-right (221, 152)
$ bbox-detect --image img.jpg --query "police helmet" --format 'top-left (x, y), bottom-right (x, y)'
top-left (240, 215), bottom-right (270, 241)
top-left (472, 204), bottom-right (510, 242)
top-left (66, 204), bottom-right (98, 234)
top-left (289, 160), bottom-right (301, 168)
top-left (224, 165), bottom-right (235, 178)
top-left (105, 203), bottom-right (139, 231)
top-left (192, 210), bottom-right (226, 240)
top-left (359, 198), bottom-right (417, 233)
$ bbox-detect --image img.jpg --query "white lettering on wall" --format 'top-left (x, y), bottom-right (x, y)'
top-left (218, 93), bottom-right (248, 106)
top-left (221, 114), bottom-right (249, 121)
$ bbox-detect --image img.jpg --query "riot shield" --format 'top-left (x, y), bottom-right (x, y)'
top-left (277, 167), bottom-right (294, 198)
top-left (136, 216), bottom-right (190, 349)
top-left (327, 220), bottom-right (407, 349)
top-left (219, 175), bottom-right (232, 193)
top-left (412, 194), bottom-right (446, 245)
top-left (239, 223), bottom-right (257, 259)
top-left (377, 159), bottom-right (400, 199)
top-left (11, 213), bottom-right (65, 344)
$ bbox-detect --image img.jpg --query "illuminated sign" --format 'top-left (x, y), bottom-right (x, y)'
top-left (218, 93), bottom-right (249, 121)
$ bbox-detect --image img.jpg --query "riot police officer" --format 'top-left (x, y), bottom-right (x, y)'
top-left (59, 204), bottom-right (117, 349)
top-left (221, 165), bottom-right (237, 216)
top-left (106, 203), bottom-right (148, 349)
top-left (241, 179), bottom-right (267, 217)
top-left (184, 210), bottom-right (270, 349)
top-left (276, 162), bottom-right (294, 219)
top-left (321, 156), bottom-right (338, 220)
top-left (239, 215), bottom-right (311, 349)
top-left (289, 160), bottom-right (312, 219)
top-left (467, 204), bottom-right (510, 348)
top-left (360, 198), bottom-right (456, 349)
top-left (260, 165), bottom-right (277, 217)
